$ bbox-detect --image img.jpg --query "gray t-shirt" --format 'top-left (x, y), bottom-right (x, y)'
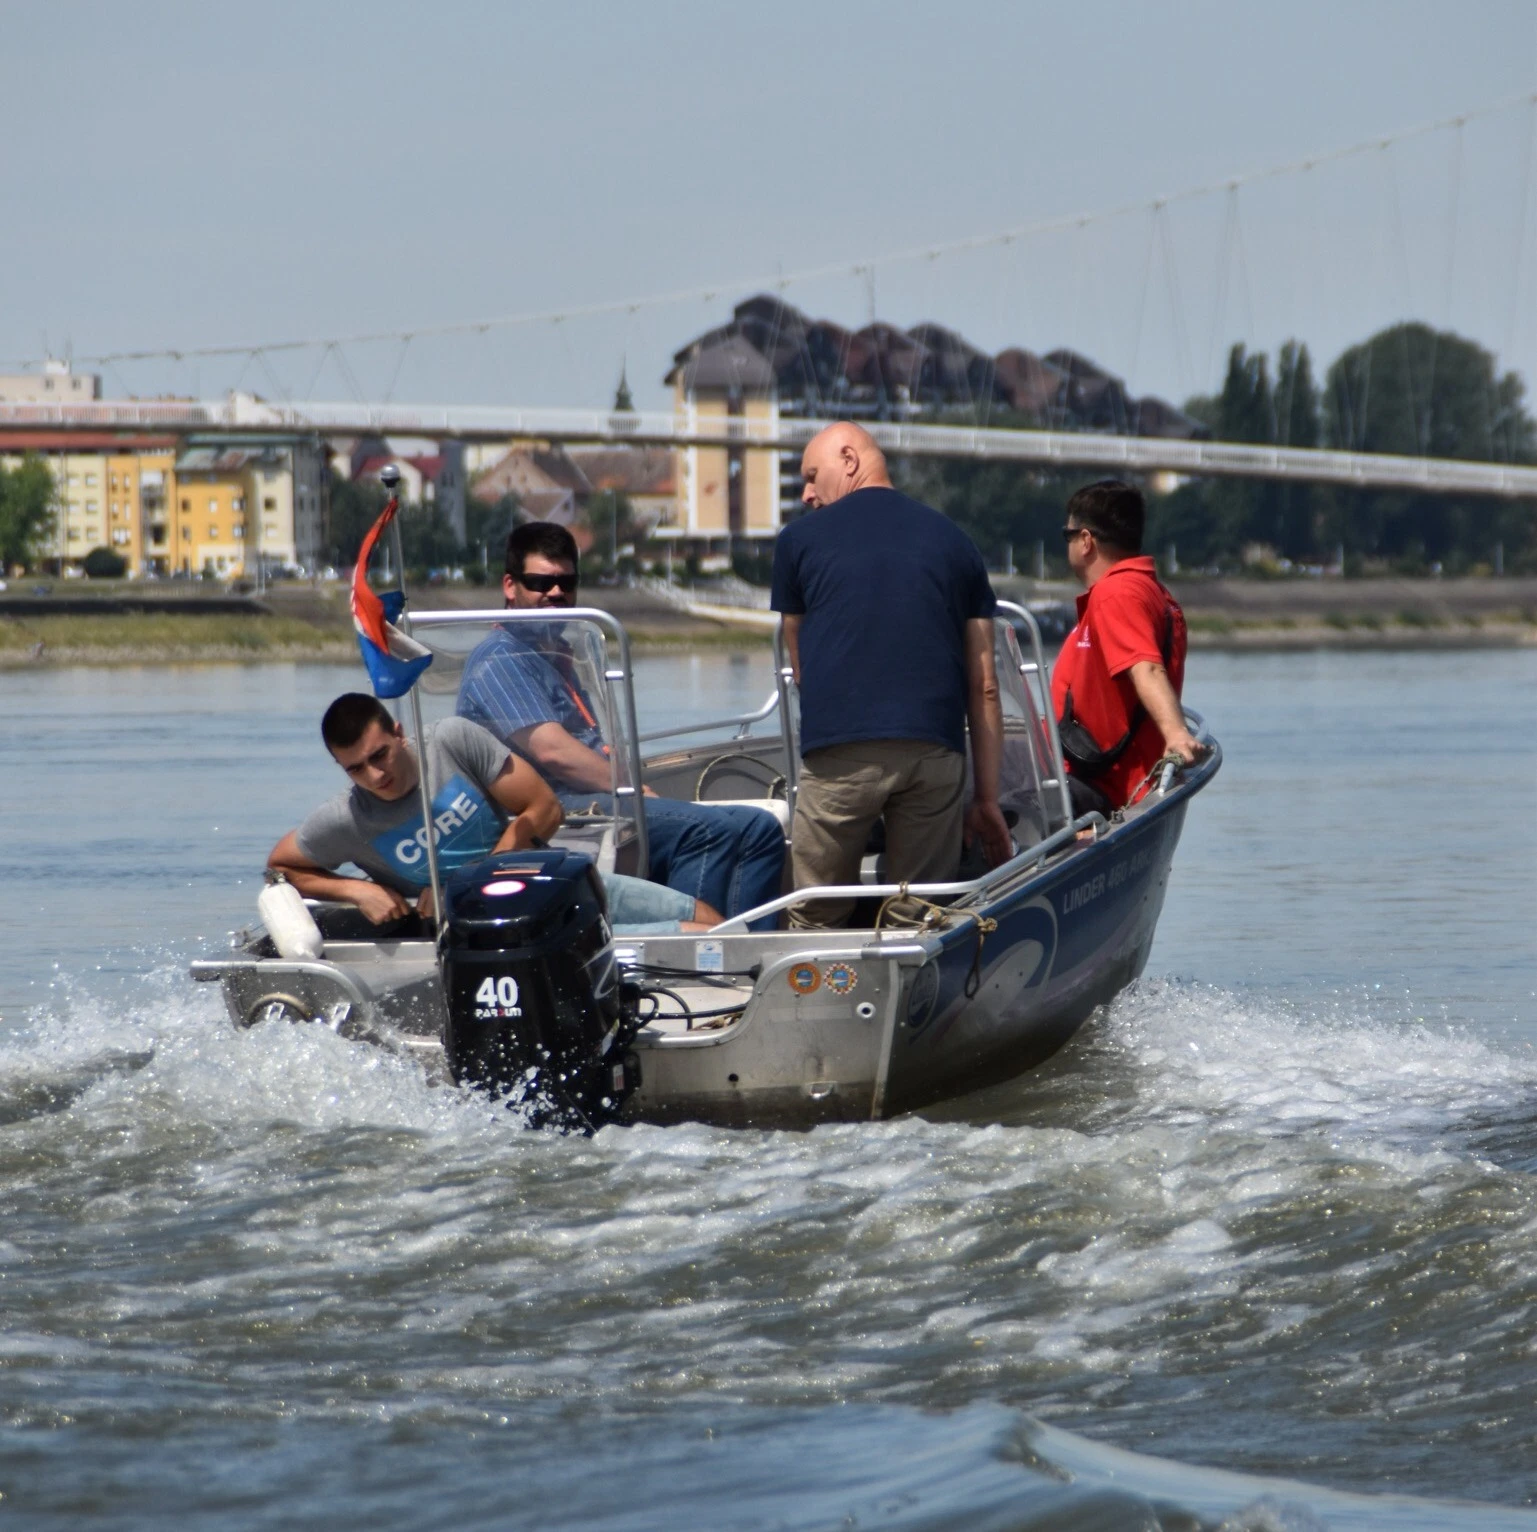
top-left (297, 717), bottom-right (512, 895)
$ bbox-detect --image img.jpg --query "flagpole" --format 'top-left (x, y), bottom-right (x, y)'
top-left (379, 466), bottom-right (446, 938)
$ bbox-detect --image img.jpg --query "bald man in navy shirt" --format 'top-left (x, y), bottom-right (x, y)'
top-left (771, 422), bottom-right (1011, 927)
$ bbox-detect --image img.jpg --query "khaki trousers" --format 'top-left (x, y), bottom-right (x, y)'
top-left (790, 739), bottom-right (967, 928)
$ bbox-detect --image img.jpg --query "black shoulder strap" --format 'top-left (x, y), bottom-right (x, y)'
top-left (1057, 596), bottom-right (1176, 781)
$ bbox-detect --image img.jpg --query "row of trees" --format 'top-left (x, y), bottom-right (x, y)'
top-left (898, 321), bottom-right (1537, 577)
top-left (4, 320), bottom-right (1532, 580)
top-left (327, 479), bottom-right (635, 583)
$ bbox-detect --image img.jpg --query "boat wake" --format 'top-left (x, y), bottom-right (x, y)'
top-left (3, 962), bottom-right (1537, 1517)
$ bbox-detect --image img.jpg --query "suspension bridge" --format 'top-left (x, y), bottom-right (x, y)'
top-left (7, 90), bottom-right (1537, 501)
top-left (3, 395), bottom-right (1536, 498)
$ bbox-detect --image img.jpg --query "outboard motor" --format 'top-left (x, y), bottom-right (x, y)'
top-left (438, 848), bottom-right (637, 1131)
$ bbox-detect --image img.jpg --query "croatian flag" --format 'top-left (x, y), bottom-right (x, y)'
top-left (350, 495), bottom-right (433, 698)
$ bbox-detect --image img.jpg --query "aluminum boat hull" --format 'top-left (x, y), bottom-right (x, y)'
top-left (194, 756), bottom-right (1211, 1129)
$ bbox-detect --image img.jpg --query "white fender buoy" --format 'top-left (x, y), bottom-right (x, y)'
top-left (259, 876), bottom-right (324, 960)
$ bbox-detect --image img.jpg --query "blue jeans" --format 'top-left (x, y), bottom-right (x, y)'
top-left (601, 872), bottom-right (697, 935)
top-left (559, 793), bottom-right (785, 928)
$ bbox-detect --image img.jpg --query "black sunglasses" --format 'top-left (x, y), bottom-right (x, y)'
top-left (519, 570), bottom-right (579, 593)
top-left (1060, 523), bottom-right (1095, 543)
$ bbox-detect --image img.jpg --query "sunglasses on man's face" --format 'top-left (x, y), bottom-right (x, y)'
top-left (1060, 524), bottom-right (1094, 543)
top-left (519, 571), bottom-right (578, 593)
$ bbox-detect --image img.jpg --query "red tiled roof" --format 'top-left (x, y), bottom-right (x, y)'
top-left (0, 433), bottom-right (177, 451)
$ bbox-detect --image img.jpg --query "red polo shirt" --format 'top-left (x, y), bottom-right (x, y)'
top-left (1050, 556), bottom-right (1187, 808)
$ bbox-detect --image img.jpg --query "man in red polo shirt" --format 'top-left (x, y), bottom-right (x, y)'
top-left (1051, 479), bottom-right (1203, 812)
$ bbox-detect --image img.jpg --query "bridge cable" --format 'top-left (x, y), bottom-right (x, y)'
top-left (1156, 201), bottom-right (1193, 399)
top-left (381, 335), bottom-right (413, 406)
top-left (1421, 119), bottom-right (1466, 455)
top-left (1127, 206), bottom-right (1158, 394)
top-left (253, 349), bottom-right (292, 408)
top-left (1204, 187), bottom-right (1237, 388)
top-left (31, 90), bottom-right (1533, 376)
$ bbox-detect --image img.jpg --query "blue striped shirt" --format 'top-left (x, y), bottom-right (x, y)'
top-left (456, 623), bottom-right (605, 757)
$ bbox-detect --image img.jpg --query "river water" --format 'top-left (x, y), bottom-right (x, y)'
top-left (3, 648), bottom-right (1536, 1529)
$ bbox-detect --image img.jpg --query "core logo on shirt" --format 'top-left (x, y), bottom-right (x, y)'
top-left (372, 773), bottom-right (501, 884)
top-left (393, 789), bottom-right (482, 866)
top-left (1076, 627), bottom-right (1093, 649)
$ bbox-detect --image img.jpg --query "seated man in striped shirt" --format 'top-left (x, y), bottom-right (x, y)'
top-left (457, 523), bottom-right (786, 928)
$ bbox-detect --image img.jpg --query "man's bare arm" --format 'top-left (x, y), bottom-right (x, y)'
top-left (963, 617), bottom-right (1012, 867)
top-left (1127, 661), bottom-right (1203, 764)
top-left (513, 720), bottom-right (612, 792)
top-left (781, 614), bottom-right (802, 686)
top-left (485, 753), bottom-right (564, 850)
top-left (266, 831), bottom-right (410, 924)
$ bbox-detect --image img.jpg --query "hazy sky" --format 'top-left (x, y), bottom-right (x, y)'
top-left (4, 1), bottom-right (1535, 411)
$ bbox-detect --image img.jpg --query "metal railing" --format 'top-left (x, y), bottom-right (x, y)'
top-left (407, 606), bottom-right (650, 879)
top-left (995, 600), bottom-right (1075, 835)
top-left (8, 398), bottom-right (1537, 496)
top-left (772, 623), bottom-right (801, 816)
top-left (707, 813), bottom-right (1106, 934)
top-left (637, 688), bottom-right (780, 744)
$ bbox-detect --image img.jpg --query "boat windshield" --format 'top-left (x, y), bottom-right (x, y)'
top-left (407, 609), bottom-right (649, 878)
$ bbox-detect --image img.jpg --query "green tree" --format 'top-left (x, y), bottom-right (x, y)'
top-left (1195, 344), bottom-right (1280, 560)
top-left (82, 546), bottom-right (128, 579)
top-left (584, 489), bottom-right (640, 574)
top-left (326, 477), bottom-right (389, 568)
top-left (0, 455), bottom-right (57, 571)
top-left (893, 453), bottom-right (1079, 574)
top-left (465, 492), bottom-right (520, 581)
top-left (1324, 323), bottom-right (1537, 568)
top-left (1271, 341), bottom-right (1324, 560)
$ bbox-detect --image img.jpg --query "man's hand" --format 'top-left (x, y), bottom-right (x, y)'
top-left (353, 881), bottom-right (412, 924)
top-left (966, 799), bottom-right (1013, 868)
top-left (417, 885), bottom-right (436, 922)
top-left (1163, 728), bottom-right (1209, 767)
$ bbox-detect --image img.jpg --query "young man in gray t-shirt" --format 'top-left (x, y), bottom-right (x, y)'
top-left (267, 693), bottom-right (719, 934)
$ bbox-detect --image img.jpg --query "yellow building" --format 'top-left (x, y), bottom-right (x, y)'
top-left (104, 449), bottom-right (175, 576)
top-left (136, 455), bottom-right (174, 574)
top-left (666, 337), bottom-right (781, 544)
top-left (59, 450), bottom-right (109, 567)
top-left (172, 448), bottom-right (253, 577)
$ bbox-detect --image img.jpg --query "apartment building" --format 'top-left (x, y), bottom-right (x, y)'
top-left (172, 448), bottom-right (250, 577)
top-left (0, 360), bottom-right (102, 404)
top-left (664, 336), bottom-right (780, 544)
top-left (0, 433), bottom-right (177, 577)
top-left (173, 438), bottom-right (326, 576)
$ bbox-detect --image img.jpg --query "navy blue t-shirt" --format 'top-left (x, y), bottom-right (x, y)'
top-left (770, 487), bottom-right (996, 755)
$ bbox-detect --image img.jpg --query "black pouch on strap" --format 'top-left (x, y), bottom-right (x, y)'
top-left (1058, 695), bottom-right (1141, 779)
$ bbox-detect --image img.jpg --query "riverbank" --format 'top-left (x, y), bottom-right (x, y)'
top-left (0, 581), bottom-right (771, 668)
top-left (4, 575), bottom-right (1537, 666)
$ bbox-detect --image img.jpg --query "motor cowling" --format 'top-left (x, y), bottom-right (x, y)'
top-left (438, 848), bottom-right (636, 1131)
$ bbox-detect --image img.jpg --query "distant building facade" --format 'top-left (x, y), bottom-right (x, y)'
top-left (0, 360), bottom-right (102, 405)
top-left (351, 441), bottom-right (467, 542)
top-left (565, 445), bottom-right (676, 535)
top-left (0, 433), bottom-right (174, 576)
top-left (664, 295), bottom-right (1211, 537)
top-left (0, 429), bottom-right (323, 578)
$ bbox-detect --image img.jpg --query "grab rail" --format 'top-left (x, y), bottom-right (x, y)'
top-left (637, 688), bottom-right (780, 744)
top-left (707, 812), bottom-right (1106, 933)
top-left (995, 600), bottom-right (1075, 835)
top-left (772, 623), bottom-right (801, 816)
top-left (408, 606), bottom-right (650, 879)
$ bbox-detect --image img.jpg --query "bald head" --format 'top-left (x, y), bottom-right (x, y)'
top-left (799, 421), bottom-right (892, 509)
